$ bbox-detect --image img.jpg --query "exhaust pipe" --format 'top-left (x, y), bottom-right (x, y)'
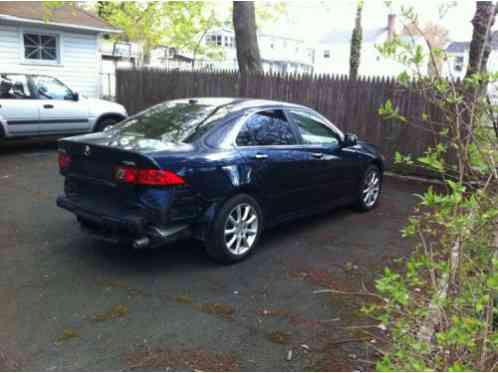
top-left (132, 237), bottom-right (150, 249)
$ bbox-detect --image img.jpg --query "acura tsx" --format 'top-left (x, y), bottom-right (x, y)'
top-left (56, 98), bottom-right (383, 263)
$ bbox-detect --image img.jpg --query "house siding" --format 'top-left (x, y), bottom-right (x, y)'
top-left (0, 23), bottom-right (100, 97)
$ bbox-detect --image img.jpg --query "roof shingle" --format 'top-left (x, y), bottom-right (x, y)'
top-left (0, 2), bottom-right (117, 32)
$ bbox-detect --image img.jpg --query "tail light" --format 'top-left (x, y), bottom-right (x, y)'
top-left (114, 165), bottom-right (185, 186)
top-left (58, 151), bottom-right (72, 170)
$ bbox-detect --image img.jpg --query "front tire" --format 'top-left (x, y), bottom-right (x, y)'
top-left (354, 164), bottom-right (382, 211)
top-left (205, 194), bottom-right (263, 264)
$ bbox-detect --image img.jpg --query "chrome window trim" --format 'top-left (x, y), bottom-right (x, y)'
top-left (219, 105), bottom-right (345, 150)
top-left (287, 108), bottom-right (345, 143)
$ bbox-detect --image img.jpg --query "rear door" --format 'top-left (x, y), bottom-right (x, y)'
top-left (0, 74), bottom-right (39, 136)
top-left (31, 75), bottom-right (90, 135)
top-left (287, 109), bottom-right (359, 202)
top-left (235, 109), bottom-right (314, 216)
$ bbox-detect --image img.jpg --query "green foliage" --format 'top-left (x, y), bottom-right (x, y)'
top-left (364, 3), bottom-right (498, 372)
top-left (378, 99), bottom-right (407, 123)
top-left (94, 1), bottom-right (223, 63)
top-left (44, 1), bottom-right (286, 67)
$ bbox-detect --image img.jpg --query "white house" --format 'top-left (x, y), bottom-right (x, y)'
top-left (444, 32), bottom-right (498, 80)
top-left (0, 1), bottom-right (119, 98)
top-left (315, 14), bottom-right (428, 77)
top-left (149, 27), bottom-right (315, 75)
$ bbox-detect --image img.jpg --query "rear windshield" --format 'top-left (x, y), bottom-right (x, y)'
top-left (109, 100), bottom-right (229, 143)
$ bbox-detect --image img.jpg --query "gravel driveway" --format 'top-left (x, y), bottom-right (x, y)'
top-left (0, 139), bottom-right (426, 371)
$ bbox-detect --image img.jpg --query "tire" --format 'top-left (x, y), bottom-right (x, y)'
top-left (205, 194), bottom-right (263, 264)
top-left (354, 164), bottom-right (382, 211)
top-left (95, 116), bottom-right (121, 132)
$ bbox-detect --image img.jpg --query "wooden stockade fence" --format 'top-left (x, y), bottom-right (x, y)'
top-left (116, 68), bottom-right (443, 169)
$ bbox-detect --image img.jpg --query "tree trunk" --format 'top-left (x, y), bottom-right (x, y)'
top-left (463, 2), bottom-right (497, 144)
top-left (465, 1), bottom-right (497, 79)
top-left (233, 1), bottom-right (263, 75)
top-left (349, 1), bottom-right (363, 80)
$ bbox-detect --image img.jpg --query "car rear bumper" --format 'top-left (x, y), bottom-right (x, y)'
top-left (57, 195), bottom-right (190, 247)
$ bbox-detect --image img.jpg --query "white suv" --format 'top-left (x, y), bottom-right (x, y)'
top-left (0, 73), bottom-right (127, 138)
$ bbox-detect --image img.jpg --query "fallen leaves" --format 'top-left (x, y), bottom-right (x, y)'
top-left (196, 303), bottom-right (235, 320)
top-left (54, 328), bottom-right (80, 344)
top-left (94, 304), bottom-right (128, 322)
top-left (126, 348), bottom-right (240, 371)
top-left (267, 330), bottom-right (292, 345)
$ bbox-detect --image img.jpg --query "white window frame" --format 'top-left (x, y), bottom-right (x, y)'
top-left (20, 29), bottom-right (63, 66)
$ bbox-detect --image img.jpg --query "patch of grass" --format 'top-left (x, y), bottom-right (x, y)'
top-left (94, 304), bottom-right (128, 322)
top-left (267, 330), bottom-right (291, 345)
top-left (195, 303), bottom-right (235, 320)
top-left (55, 328), bottom-right (80, 343)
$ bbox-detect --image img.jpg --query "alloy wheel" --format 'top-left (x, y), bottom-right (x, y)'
top-left (362, 169), bottom-right (381, 208)
top-left (224, 203), bottom-right (259, 256)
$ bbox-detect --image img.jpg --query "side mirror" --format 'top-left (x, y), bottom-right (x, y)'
top-left (72, 91), bottom-right (79, 101)
top-left (343, 133), bottom-right (358, 147)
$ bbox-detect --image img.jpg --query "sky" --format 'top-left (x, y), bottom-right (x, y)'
top-left (261, 0), bottom-right (478, 43)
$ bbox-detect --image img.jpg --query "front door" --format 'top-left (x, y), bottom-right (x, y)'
top-left (0, 74), bottom-right (39, 136)
top-left (287, 109), bottom-right (359, 203)
top-left (30, 75), bottom-right (90, 135)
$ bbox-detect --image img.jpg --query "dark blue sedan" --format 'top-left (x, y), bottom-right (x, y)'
top-left (57, 98), bottom-right (383, 263)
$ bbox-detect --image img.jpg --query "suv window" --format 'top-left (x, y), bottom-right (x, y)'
top-left (236, 110), bottom-right (297, 146)
top-left (31, 76), bottom-right (73, 100)
top-left (288, 110), bottom-right (340, 146)
top-left (0, 74), bottom-right (32, 99)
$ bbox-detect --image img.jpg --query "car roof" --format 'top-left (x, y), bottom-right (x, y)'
top-left (183, 97), bottom-right (309, 112)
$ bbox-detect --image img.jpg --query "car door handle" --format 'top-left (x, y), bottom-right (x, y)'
top-left (252, 153), bottom-right (268, 160)
top-left (311, 152), bottom-right (324, 159)
top-left (43, 104), bottom-right (54, 109)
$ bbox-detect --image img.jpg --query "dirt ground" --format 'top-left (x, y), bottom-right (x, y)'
top-left (0, 139), bottom-right (427, 371)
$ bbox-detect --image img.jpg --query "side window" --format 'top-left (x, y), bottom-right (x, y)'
top-left (288, 111), bottom-right (339, 146)
top-left (236, 110), bottom-right (297, 146)
top-left (0, 74), bottom-right (32, 99)
top-left (31, 76), bottom-right (73, 100)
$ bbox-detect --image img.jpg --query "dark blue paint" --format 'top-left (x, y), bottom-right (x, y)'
top-left (57, 98), bottom-right (384, 244)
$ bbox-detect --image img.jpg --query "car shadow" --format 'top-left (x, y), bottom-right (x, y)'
top-left (72, 205), bottom-right (355, 273)
top-left (0, 137), bottom-right (59, 155)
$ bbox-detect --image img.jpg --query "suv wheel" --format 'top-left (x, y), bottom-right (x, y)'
top-left (205, 194), bottom-right (263, 264)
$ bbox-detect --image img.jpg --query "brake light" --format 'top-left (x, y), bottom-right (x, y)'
top-left (114, 166), bottom-right (185, 186)
top-left (138, 169), bottom-right (185, 185)
top-left (58, 152), bottom-right (72, 170)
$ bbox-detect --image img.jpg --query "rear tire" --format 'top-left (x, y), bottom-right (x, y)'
top-left (205, 194), bottom-right (263, 264)
top-left (95, 117), bottom-right (121, 132)
top-left (354, 164), bottom-right (382, 211)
